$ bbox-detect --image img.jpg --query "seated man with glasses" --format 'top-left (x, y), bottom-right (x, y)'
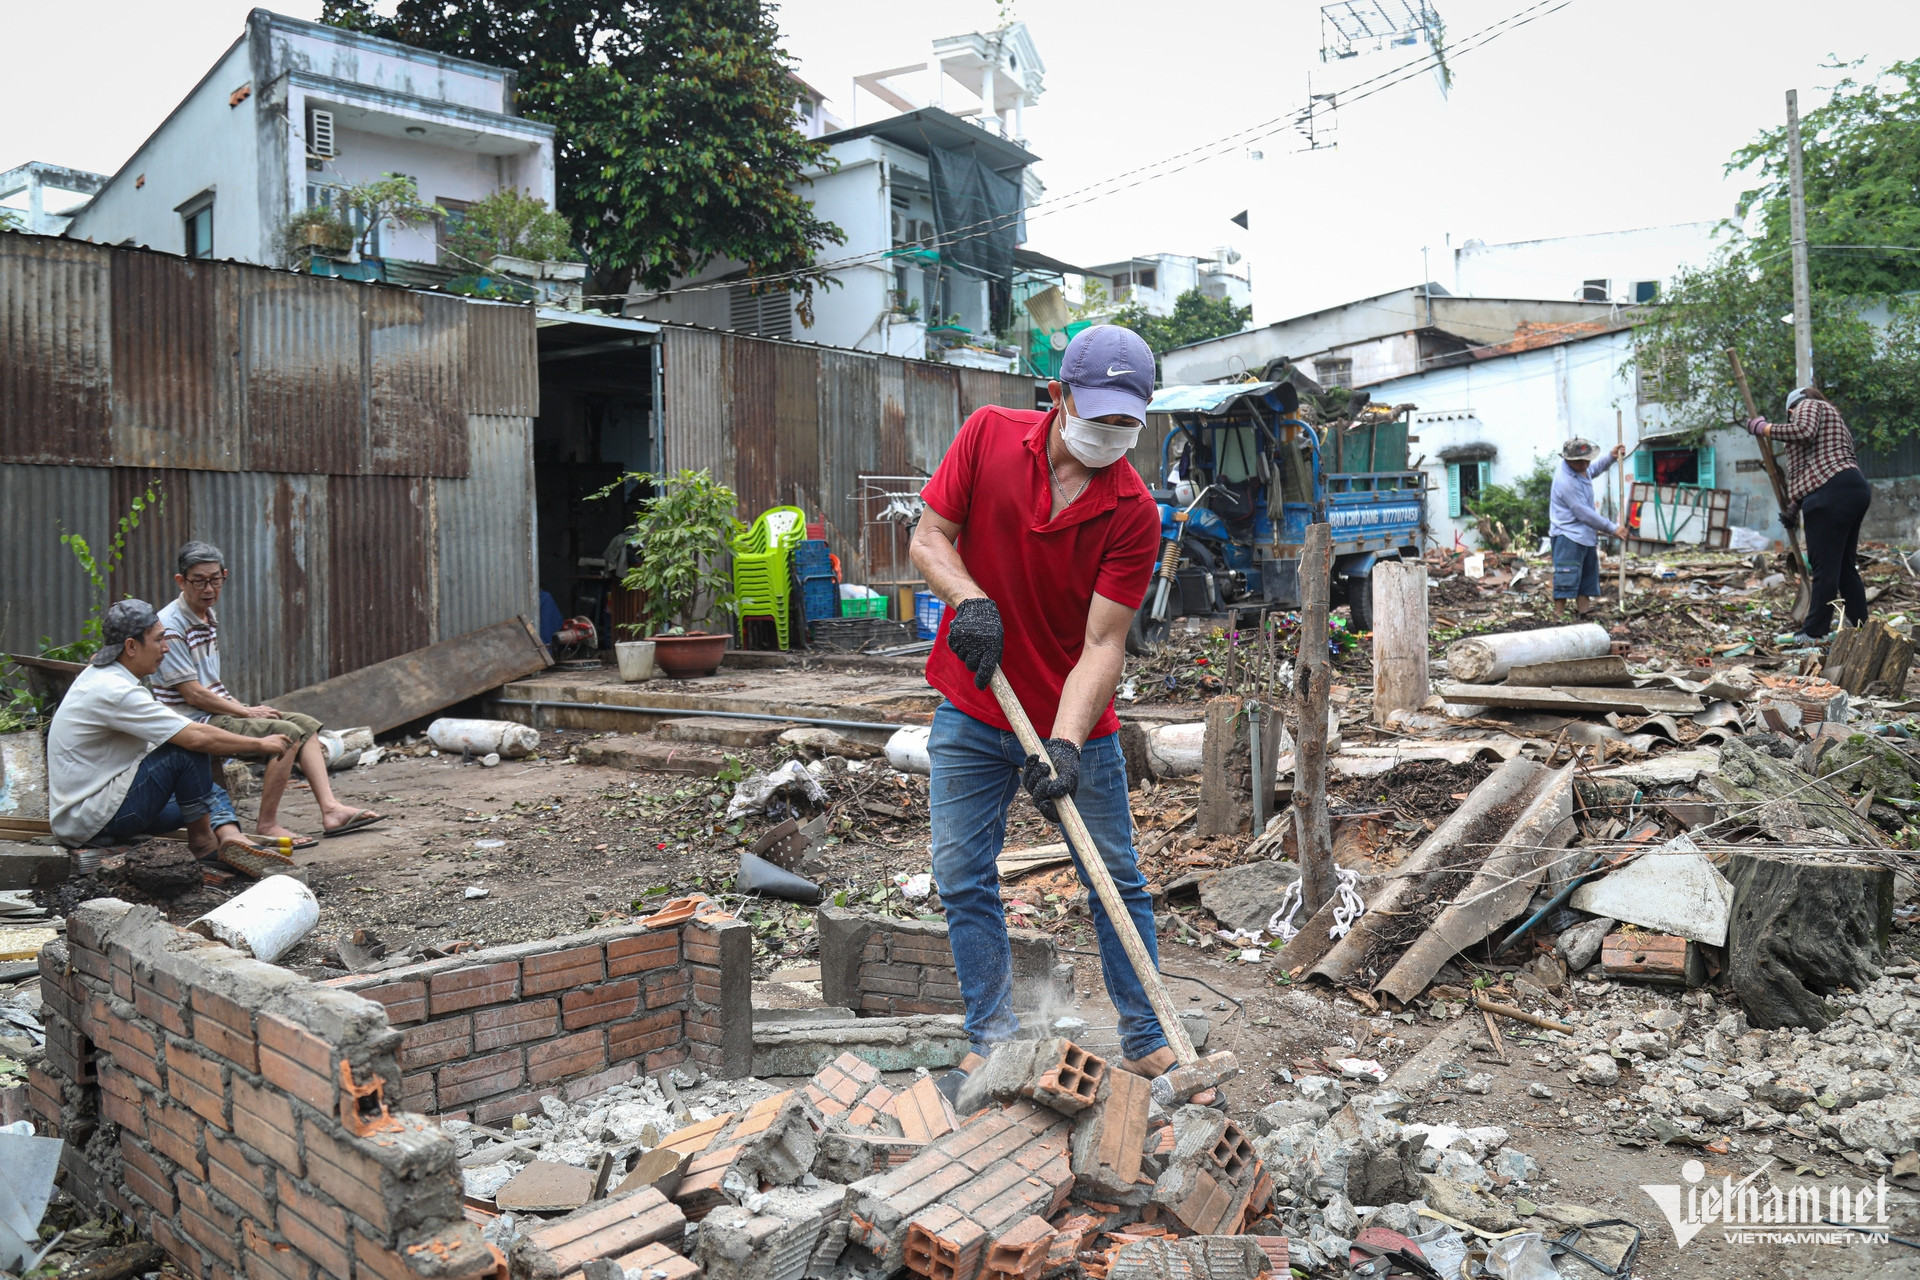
top-left (155, 541), bottom-right (383, 845)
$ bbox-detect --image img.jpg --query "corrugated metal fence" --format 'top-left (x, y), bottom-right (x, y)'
top-left (658, 328), bottom-right (1038, 577)
top-left (0, 233), bottom-right (538, 694)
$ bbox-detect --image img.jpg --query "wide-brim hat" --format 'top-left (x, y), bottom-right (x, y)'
top-left (1560, 438), bottom-right (1600, 462)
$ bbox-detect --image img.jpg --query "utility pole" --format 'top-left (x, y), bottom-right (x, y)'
top-left (1786, 90), bottom-right (1815, 389)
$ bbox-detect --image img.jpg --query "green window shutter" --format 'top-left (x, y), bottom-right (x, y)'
top-left (1695, 446), bottom-right (1715, 489)
top-left (1477, 462), bottom-right (1490, 494)
top-left (1634, 449), bottom-right (1653, 483)
top-left (1447, 463), bottom-right (1462, 518)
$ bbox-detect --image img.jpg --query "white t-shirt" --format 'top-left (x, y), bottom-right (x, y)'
top-left (47, 662), bottom-right (192, 846)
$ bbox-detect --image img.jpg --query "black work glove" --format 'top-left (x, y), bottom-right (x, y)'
top-left (1781, 502), bottom-right (1801, 532)
top-left (1021, 738), bottom-right (1082, 824)
top-left (946, 597), bottom-right (1004, 690)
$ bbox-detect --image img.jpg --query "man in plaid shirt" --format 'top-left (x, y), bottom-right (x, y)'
top-left (1748, 387), bottom-right (1870, 644)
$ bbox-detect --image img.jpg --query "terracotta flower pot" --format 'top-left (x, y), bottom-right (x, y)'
top-left (649, 632), bottom-right (728, 679)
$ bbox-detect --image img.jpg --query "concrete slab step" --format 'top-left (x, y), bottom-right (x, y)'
top-left (574, 736), bottom-right (730, 776)
top-left (657, 717), bottom-right (797, 748)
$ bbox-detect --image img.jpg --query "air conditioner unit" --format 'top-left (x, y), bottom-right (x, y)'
top-left (308, 108), bottom-right (336, 158)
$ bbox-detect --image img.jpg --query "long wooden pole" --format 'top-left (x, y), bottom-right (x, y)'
top-left (1295, 523), bottom-right (1335, 914)
top-left (987, 669), bottom-right (1198, 1066)
top-left (1616, 409), bottom-right (1627, 609)
top-left (1728, 347), bottom-right (1813, 624)
top-left (1786, 90), bottom-right (1816, 390)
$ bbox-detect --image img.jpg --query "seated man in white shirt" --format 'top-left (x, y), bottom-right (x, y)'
top-left (47, 600), bottom-right (291, 856)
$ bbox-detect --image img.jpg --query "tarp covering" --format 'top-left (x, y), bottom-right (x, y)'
top-left (927, 147), bottom-right (1022, 326)
top-left (1147, 383), bottom-right (1280, 415)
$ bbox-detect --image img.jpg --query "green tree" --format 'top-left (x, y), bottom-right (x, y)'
top-left (1634, 59), bottom-right (1920, 449)
top-left (1467, 456), bottom-right (1554, 550)
top-left (321, 0), bottom-right (844, 317)
top-left (444, 188), bottom-right (574, 266)
top-left (1112, 287), bottom-right (1252, 363)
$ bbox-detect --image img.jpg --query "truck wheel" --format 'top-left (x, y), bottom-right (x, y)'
top-left (1346, 576), bottom-right (1374, 632)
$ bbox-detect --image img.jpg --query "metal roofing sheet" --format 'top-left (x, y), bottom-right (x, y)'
top-left (661, 327), bottom-right (732, 485)
top-left (816, 350), bottom-right (879, 580)
top-left (0, 463), bottom-right (109, 656)
top-left (368, 289), bottom-right (469, 477)
top-left (326, 474), bottom-right (430, 678)
top-left (106, 468), bottom-right (196, 609)
top-left (0, 234), bottom-right (110, 465)
top-left (109, 253), bottom-right (238, 470)
top-left (466, 300), bottom-right (539, 416)
top-left (773, 341), bottom-right (820, 517)
top-left (1146, 382), bottom-right (1280, 415)
top-left (191, 469), bottom-right (332, 698)
top-left (904, 363), bottom-right (961, 475)
top-left (729, 334), bottom-right (778, 516)
top-left (239, 274), bottom-right (366, 475)
top-left (436, 415), bottom-right (536, 642)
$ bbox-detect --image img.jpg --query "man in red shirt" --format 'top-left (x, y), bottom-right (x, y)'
top-left (911, 325), bottom-right (1184, 1100)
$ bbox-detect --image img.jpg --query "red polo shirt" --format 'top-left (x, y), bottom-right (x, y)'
top-left (921, 404), bottom-right (1161, 740)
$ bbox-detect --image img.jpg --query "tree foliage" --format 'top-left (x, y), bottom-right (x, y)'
top-left (1635, 60), bottom-right (1920, 449)
top-left (1467, 456), bottom-right (1554, 551)
top-left (321, 0), bottom-right (844, 311)
top-left (1111, 288), bottom-right (1252, 358)
top-left (444, 188), bottom-right (574, 265)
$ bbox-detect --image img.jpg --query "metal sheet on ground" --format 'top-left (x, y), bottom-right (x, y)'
top-left (1437, 683), bottom-right (1704, 716)
top-left (273, 617), bottom-right (551, 734)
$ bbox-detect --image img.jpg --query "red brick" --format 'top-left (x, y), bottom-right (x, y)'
top-left (609, 1009), bottom-right (681, 1060)
top-left (100, 1069), bottom-right (148, 1136)
top-left (683, 1018), bottom-right (727, 1049)
top-left (207, 1130), bottom-right (276, 1224)
top-left (400, 1016), bottom-right (474, 1071)
top-left (151, 1214), bottom-right (206, 1278)
top-left (149, 1100), bottom-right (207, 1178)
top-left (894, 998), bottom-right (965, 1017)
top-left (244, 1220), bottom-right (312, 1280)
top-left (232, 1073), bottom-right (303, 1173)
top-left (607, 932), bottom-right (678, 977)
top-left (191, 988), bottom-right (260, 1071)
top-left (560, 980), bottom-right (639, 1029)
top-left (472, 1089), bottom-right (552, 1126)
top-left (179, 1178), bottom-right (244, 1267)
top-left (682, 937), bottom-right (723, 967)
top-left (300, 1123), bottom-right (397, 1237)
top-left (168, 1041), bottom-right (230, 1129)
top-left (257, 1014), bottom-right (336, 1113)
top-left (135, 968), bottom-right (193, 1036)
top-left (527, 1030), bottom-right (608, 1084)
top-left (642, 970), bottom-right (692, 1009)
top-left (428, 962), bottom-right (519, 1015)
top-left (110, 1012), bottom-right (165, 1087)
top-left (437, 1049), bottom-right (526, 1107)
top-left (645, 1045), bottom-right (689, 1074)
top-left (120, 1137), bottom-right (178, 1216)
top-left (888, 936), bottom-right (955, 967)
top-left (277, 1173), bottom-right (351, 1276)
top-left (358, 981), bottom-right (427, 1025)
top-left (471, 999), bottom-right (558, 1051)
top-left (521, 945), bottom-right (605, 995)
top-left (400, 1072), bottom-right (436, 1113)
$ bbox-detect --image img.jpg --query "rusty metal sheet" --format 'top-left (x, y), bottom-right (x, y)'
top-left (106, 468), bottom-right (196, 608)
top-left (729, 334), bottom-right (778, 516)
top-left (326, 474), bottom-right (431, 678)
top-left (660, 327), bottom-right (732, 486)
top-left (956, 368), bottom-right (1039, 420)
top-left (239, 273), bottom-right (365, 475)
top-left (874, 356), bottom-right (909, 478)
top-left (904, 362), bottom-right (962, 475)
top-left (773, 342), bottom-right (820, 517)
top-left (816, 350), bottom-right (879, 580)
top-left (191, 469), bottom-right (331, 699)
top-left (368, 289), bottom-right (469, 477)
top-left (109, 252), bottom-right (239, 470)
top-left (0, 234), bottom-right (110, 464)
top-left (0, 464), bottom-right (109, 656)
top-left (436, 415), bottom-right (536, 643)
top-left (464, 299), bottom-right (539, 416)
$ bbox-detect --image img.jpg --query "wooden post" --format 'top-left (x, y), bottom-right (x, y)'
top-left (1370, 559), bottom-right (1429, 725)
top-left (1295, 524), bottom-right (1335, 914)
top-left (1616, 408), bottom-right (1627, 609)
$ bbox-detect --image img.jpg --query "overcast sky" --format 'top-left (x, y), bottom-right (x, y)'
top-left (9, 0), bottom-right (1918, 321)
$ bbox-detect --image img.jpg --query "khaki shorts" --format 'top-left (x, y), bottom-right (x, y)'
top-left (209, 711), bottom-right (323, 748)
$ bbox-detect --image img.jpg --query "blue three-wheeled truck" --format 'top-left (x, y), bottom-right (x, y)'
top-left (1128, 381), bottom-right (1426, 654)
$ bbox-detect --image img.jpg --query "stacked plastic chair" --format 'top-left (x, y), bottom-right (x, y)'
top-left (731, 505), bottom-right (807, 650)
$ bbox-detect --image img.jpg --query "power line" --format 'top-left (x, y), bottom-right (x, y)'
top-left (591, 0), bottom-right (1577, 304)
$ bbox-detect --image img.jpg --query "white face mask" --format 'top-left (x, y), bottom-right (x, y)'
top-left (1061, 411), bottom-right (1141, 469)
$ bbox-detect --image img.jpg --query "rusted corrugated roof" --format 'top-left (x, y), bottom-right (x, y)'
top-left (326, 473), bottom-right (431, 678)
top-left (109, 254), bottom-right (238, 470)
top-left (0, 235), bottom-right (110, 464)
top-left (368, 289), bottom-right (470, 477)
top-left (239, 272), bottom-right (367, 475)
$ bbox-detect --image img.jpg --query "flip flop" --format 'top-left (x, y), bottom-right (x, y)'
top-left (322, 811), bottom-right (387, 838)
top-left (257, 833), bottom-right (319, 852)
top-left (217, 841), bottom-right (296, 879)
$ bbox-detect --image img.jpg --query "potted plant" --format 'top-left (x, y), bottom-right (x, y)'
top-left (599, 469), bottom-right (743, 678)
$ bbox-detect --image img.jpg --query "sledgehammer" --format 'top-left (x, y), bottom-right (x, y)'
top-left (987, 669), bottom-right (1239, 1105)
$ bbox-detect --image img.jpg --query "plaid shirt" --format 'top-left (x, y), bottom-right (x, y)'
top-left (1767, 398), bottom-right (1859, 503)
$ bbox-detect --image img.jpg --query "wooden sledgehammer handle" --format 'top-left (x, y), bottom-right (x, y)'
top-left (1727, 347), bottom-right (1812, 580)
top-left (987, 668), bottom-right (1198, 1066)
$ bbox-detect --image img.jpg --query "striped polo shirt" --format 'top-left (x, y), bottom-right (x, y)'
top-left (153, 596), bottom-right (230, 722)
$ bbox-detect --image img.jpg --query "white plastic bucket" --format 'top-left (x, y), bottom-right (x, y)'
top-left (885, 726), bottom-right (932, 775)
top-left (189, 875), bottom-right (319, 962)
top-left (427, 718), bottom-right (541, 759)
top-left (616, 640), bottom-right (657, 682)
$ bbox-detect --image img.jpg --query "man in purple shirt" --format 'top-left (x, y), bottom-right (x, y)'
top-left (1549, 438), bottom-right (1628, 619)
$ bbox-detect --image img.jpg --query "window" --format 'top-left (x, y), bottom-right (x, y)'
top-left (1315, 357), bottom-right (1353, 390)
top-left (1136, 268), bottom-right (1157, 292)
top-left (437, 197), bottom-right (471, 260)
top-left (181, 196), bottom-right (214, 260)
top-left (729, 283), bottom-right (793, 340)
top-left (1635, 446), bottom-right (1715, 489)
top-left (1581, 278), bottom-right (1610, 302)
top-left (1447, 461), bottom-right (1489, 518)
top-left (1634, 280), bottom-right (1659, 304)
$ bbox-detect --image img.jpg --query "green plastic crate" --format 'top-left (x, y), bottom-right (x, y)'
top-left (840, 595), bottom-right (888, 619)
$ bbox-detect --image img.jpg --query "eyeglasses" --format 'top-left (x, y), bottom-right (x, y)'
top-left (184, 572), bottom-right (227, 588)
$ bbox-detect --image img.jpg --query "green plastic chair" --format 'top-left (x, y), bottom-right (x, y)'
top-left (732, 506), bottom-right (807, 649)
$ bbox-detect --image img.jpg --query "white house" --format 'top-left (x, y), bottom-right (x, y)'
top-left (1084, 250), bottom-right (1251, 318)
top-left (1452, 222), bottom-right (1721, 305)
top-left (65, 9), bottom-right (555, 269)
top-left (1, 163), bottom-right (108, 236)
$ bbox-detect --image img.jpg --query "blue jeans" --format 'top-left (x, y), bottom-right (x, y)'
top-left (94, 744), bottom-right (239, 845)
top-left (928, 702), bottom-right (1168, 1062)
top-left (1551, 534), bottom-right (1601, 599)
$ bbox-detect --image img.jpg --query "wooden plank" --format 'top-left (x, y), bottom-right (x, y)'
top-left (272, 617), bottom-right (551, 735)
top-left (1438, 683), bottom-right (1704, 716)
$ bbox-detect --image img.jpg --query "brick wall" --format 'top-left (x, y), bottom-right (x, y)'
top-left (815, 908), bottom-right (1070, 1018)
top-left (327, 910), bottom-right (751, 1124)
top-left (30, 896), bottom-right (753, 1280)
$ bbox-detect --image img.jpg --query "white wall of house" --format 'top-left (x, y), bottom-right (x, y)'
top-left (1453, 222), bottom-right (1720, 304)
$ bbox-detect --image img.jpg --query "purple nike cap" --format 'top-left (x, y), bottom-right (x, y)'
top-left (1059, 325), bottom-right (1155, 423)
